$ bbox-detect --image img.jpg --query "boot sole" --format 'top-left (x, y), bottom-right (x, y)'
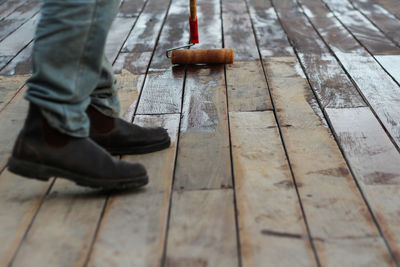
top-left (7, 157), bottom-right (148, 190)
top-left (106, 138), bottom-right (171, 155)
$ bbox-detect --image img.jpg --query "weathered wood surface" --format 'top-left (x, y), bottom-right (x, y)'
top-left (375, 55), bottom-right (400, 85)
top-left (326, 107), bottom-right (400, 262)
top-left (321, 0), bottom-right (400, 55)
top-left (369, 0), bottom-right (400, 21)
top-left (230, 111), bottom-right (316, 267)
top-left (298, 0), bottom-right (400, 149)
top-left (265, 57), bottom-right (394, 266)
top-left (349, 0), bottom-right (400, 46)
top-left (223, 0), bottom-right (272, 112)
top-left (166, 189), bottom-right (238, 267)
top-left (87, 114), bottom-right (180, 267)
top-left (269, 0), bottom-right (366, 109)
top-left (0, 0), bottom-right (27, 20)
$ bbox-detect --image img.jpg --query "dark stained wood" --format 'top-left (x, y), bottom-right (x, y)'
top-left (0, 0), bottom-right (40, 42)
top-left (326, 107), bottom-right (400, 262)
top-left (265, 0), bottom-right (366, 108)
top-left (88, 114), bottom-right (180, 267)
top-left (246, 0), bottom-right (294, 57)
top-left (222, 0), bottom-right (272, 112)
top-left (350, 0), bottom-right (400, 46)
top-left (321, 0), bottom-right (400, 55)
top-left (298, 0), bottom-right (400, 148)
top-left (230, 111), bottom-right (316, 267)
top-left (105, 17), bottom-right (137, 63)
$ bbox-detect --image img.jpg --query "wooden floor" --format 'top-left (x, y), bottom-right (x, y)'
top-left (0, 0), bottom-right (400, 266)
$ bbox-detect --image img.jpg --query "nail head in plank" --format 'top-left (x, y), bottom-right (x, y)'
top-left (88, 114), bottom-right (180, 267)
top-left (166, 189), bottom-right (238, 267)
top-left (230, 111), bottom-right (316, 267)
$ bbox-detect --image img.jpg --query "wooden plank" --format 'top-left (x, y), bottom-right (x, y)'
top-left (222, 0), bottom-right (272, 112)
top-left (259, 0), bottom-right (366, 108)
top-left (326, 107), bottom-right (400, 262)
top-left (350, 0), bottom-right (400, 46)
top-left (105, 17), bottom-right (136, 63)
top-left (0, 170), bottom-right (52, 267)
top-left (166, 189), bottom-right (238, 267)
top-left (321, 0), bottom-right (400, 55)
top-left (0, 13), bottom-right (38, 56)
top-left (246, 0), bottom-right (294, 57)
top-left (174, 66), bottom-right (232, 190)
top-left (375, 55), bottom-right (400, 84)
top-left (0, 75), bottom-right (29, 112)
top-left (369, 0), bottom-right (400, 21)
top-left (0, 0), bottom-right (40, 42)
top-left (11, 181), bottom-right (106, 267)
top-left (87, 114), bottom-right (180, 267)
top-left (265, 56), bottom-right (394, 266)
top-left (0, 42), bottom-right (33, 76)
top-left (298, 0), bottom-right (400, 149)
top-left (118, 0), bottom-right (147, 18)
top-left (0, 0), bottom-right (27, 20)
top-left (136, 0), bottom-right (187, 114)
top-left (230, 111), bottom-right (316, 267)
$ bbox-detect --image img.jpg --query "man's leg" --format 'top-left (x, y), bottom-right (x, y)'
top-left (87, 54), bottom-right (171, 155)
top-left (8, 0), bottom-right (148, 189)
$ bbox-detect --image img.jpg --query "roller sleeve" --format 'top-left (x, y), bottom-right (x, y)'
top-left (171, 48), bottom-right (234, 65)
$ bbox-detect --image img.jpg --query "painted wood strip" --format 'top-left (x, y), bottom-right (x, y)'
top-left (87, 114), bottom-right (180, 267)
top-left (222, 0), bottom-right (272, 112)
top-left (370, 0), bottom-right (400, 20)
top-left (245, 0), bottom-right (294, 57)
top-left (321, 0), bottom-right (400, 55)
top-left (0, 0), bottom-right (40, 42)
top-left (105, 17), bottom-right (137, 63)
top-left (261, 0), bottom-right (366, 108)
top-left (265, 56), bottom-right (394, 266)
top-left (136, 0), bottom-right (188, 114)
top-left (298, 0), bottom-right (400, 149)
top-left (0, 171), bottom-right (52, 267)
top-left (230, 111), bottom-right (316, 267)
top-left (166, 189), bottom-right (238, 267)
top-left (350, 0), bottom-right (400, 46)
top-left (0, 13), bottom-right (38, 56)
top-left (0, 75), bottom-right (29, 112)
top-left (326, 107), bottom-right (400, 261)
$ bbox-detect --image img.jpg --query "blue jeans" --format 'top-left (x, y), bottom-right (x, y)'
top-left (25, 0), bottom-right (121, 137)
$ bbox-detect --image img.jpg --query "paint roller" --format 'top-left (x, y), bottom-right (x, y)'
top-left (166, 0), bottom-right (234, 65)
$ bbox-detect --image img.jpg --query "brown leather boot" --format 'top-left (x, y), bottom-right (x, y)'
top-left (87, 106), bottom-right (171, 155)
top-left (8, 104), bottom-right (148, 189)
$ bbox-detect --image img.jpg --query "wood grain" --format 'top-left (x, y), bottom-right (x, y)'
top-left (118, 0), bottom-right (147, 18)
top-left (166, 189), bottom-right (238, 267)
top-left (321, 0), bottom-right (400, 55)
top-left (230, 111), bottom-right (316, 267)
top-left (265, 56), bottom-right (394, 266)
top-left (0, 0), bottom-right (27, 20)
top-left (105, 17), bottom-right (136, 63)
top-left (87, 114), bottom-right (180, 267)
top-left (326, 107), bottom-right (400, 261)
top-left (350, 0), bottom-right (400, 46)
top-left (0, 170), bottom-right (52, 267)
top-left (375, 55), bottom-right (400, 84)
top-left (370, 0), bottom-right (400, 20)
top-left (298, 0), bottom-right (400, 149)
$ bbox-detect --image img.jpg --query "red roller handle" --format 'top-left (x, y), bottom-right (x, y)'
top-left (189, 17), bottom-right (199, 44)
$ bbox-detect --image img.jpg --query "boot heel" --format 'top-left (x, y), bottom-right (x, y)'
top-left (7, 157), bottom-right (52, 181)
